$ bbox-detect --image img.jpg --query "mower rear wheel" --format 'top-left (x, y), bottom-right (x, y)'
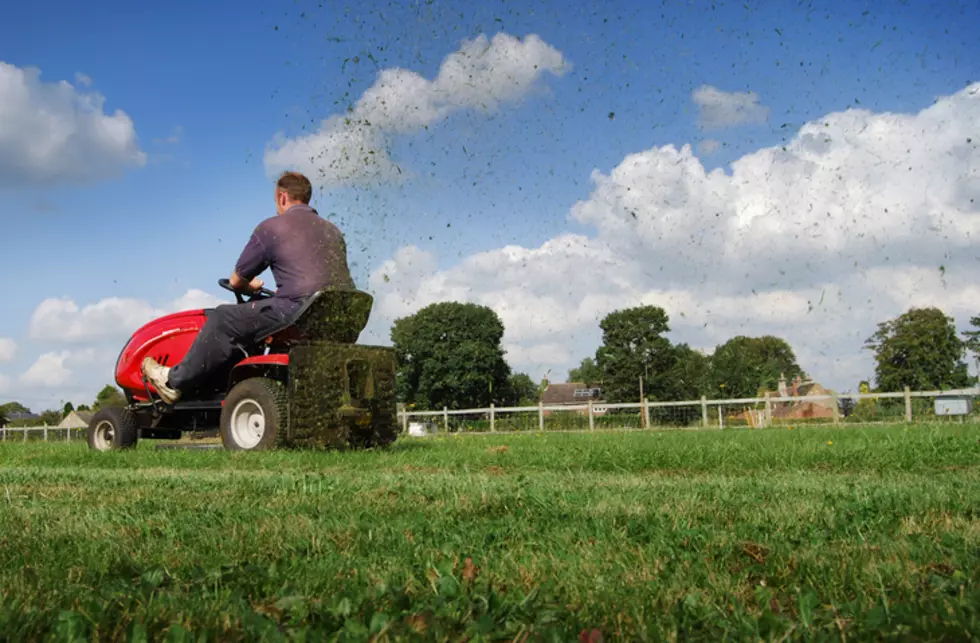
top-left (87, 407), bottom-right (139, 451)
top-left (219, 377), bottom-right (286, 451)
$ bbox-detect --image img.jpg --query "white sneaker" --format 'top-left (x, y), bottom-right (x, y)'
top-left (142, 357), bottom-right (181, 404)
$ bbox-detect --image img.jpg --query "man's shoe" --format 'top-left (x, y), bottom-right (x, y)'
top-left (141, 357), bottom-right (181, 404)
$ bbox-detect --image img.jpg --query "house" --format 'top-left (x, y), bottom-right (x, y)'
top-left (58, 410), bottom-right (95, 429)
top-left (540, 381), bottom-right (608, 416)
top-left (2, 411), bottom-right (39, 427)
top-left (771, 373), bottom-right (837, 420)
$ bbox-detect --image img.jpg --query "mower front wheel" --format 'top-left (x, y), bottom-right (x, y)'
top-left (87, 407), bottom-right (139, 451)
top-left (220, 377), bottom-right (286, 451)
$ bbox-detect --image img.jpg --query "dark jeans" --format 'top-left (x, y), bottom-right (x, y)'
top-left (168, 298), bottom-right (300, 391)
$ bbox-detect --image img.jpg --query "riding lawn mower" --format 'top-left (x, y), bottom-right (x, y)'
top-left (86, 279), bottom-right (399, 452)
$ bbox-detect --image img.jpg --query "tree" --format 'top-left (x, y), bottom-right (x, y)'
top-left (864, 307), bottom-right (973, 392)
top-left (961, 315), bottom-right (980, 368)
top-left (0, 408), bottom-right (7, 428)
top-left (391, 301), bottom-right (512, 410)
top-left (506, 372), bottom-right (540, 406)
top-left (708, 335), bottom-right (804, 399)
top-left (62, 402), bottom-right (74, 417)
top-left (77, 404), bottom-right (91, 412)
top-left (568, 357), bottom-right (602, 387)
top-left (664, 344), bottom-right (711, 400)
top-left (0, 402), bottom-right (30, 416)
top-left (93, 385), bottom-right (127, 410)
top-left (38, 409), bottom-right (62, 426)
top-left (594, 305), bottom-right (678, 403)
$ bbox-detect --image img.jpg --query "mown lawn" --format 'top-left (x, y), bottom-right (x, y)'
top-left (0, 422), bottom-right (977, 641)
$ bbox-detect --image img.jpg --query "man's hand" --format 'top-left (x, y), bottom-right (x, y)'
top-left (229, 271), bottom-right (263, 293)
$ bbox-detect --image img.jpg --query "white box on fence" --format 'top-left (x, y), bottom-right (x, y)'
top-left (934, 395), bottom-right (972, 416)
top-left (407, 422), bottom-right (431, 437)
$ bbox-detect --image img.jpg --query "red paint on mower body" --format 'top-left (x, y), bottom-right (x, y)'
top-left (115, 309), bottom-right (208, 401)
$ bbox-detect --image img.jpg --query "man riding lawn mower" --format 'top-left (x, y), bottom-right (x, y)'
top-left (86, 171), bottom-right (398, 452)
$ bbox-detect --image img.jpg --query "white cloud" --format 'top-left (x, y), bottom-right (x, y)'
top-left (74, 72), bottom-right (92, 87)
top-left (29, 289), bottom-right (226, 343)
top-left (264, 32), bottom-right (569, 188)
top-left (0, 61), bottom-right (145, 188)
top-left (20, 349), bottom-right (97, 388)
top-left (367, 82), bottom-right (980, 392)
top-left (692, 84), bottom-right (770, 130)
top-left (0, 338), bottom-right (16, 363)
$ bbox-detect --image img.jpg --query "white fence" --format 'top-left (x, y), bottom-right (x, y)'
top-left (398, 386), bottom-right (980, 434)
top-left (2, 386), bottom-right (977, 443)
top-left (0, 425), bottom-right (86, 442)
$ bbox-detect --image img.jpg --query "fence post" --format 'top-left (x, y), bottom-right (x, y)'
top-left (43, 424), bottom-right (48, 441)
top-left (718, 405), bottom-right (724, 429)
top-left (538, 401), bottom-right (544, 432)
top-left (764, 393), bottom-right (772, 428)
top-left (832, 392), bottom-right (840, 424)
top-left (588, 400), bottom-right (594, 431)
top-left (67, 426), bottom-right (71, 442)
top-left (490, 403), bottom-right (495, 432)
top-left (642, 397), bottom-right (650, 429)
top-left (23, 427), bottom-right (27, 442)
top-left (701, 395), bottom-right (708, 427)
top-left (904, 386), bottom-right (912, 422)
top-left (400, 404), bottom-right (408, 434)
top-left (443, 407), bottom-right (448, 433)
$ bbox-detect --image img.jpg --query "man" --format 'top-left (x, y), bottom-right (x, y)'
top-left (141, 171), bottom-right (356, 404)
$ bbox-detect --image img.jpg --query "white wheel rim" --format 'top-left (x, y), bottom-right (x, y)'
top-left (230, 399), bottom-right (265, 449)
top-left (92, 420), bottom-right (114, 451)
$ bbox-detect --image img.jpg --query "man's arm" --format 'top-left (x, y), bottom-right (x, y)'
top-left (231, 228), bottom-right (269, 293)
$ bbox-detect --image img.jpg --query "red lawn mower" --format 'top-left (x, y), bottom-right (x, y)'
top-left (86, 278), bottom-right (399, 452)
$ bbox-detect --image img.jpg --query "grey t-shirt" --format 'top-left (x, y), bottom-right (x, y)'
top-left (234, 204), bottom-right (356, 304)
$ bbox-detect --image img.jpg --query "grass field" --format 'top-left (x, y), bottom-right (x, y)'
top-left (0, 423), bottom-right (977, 641)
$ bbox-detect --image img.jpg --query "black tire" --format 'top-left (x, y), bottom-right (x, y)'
top-left (87, 407), bottom-right (139, 451)
top-left (219, 377), bottom-right (286, 451)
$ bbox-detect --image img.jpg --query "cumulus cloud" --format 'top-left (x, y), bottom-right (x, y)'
top-left (0, 338), bottom-right (16, 363)
top-left (29, 289), bottom-right (226, 343)
top-left (264, 32), bottom-right (569, 188)
top-left (19, 349), bottom-right (99, 388)
top-left (368, 82), bottom-right (980, 392)
top-left (692, 84), bottom-right (770, 130)
top-left (0, 61), bottom-right (146, 188)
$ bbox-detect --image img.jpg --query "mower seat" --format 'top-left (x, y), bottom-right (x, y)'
top-left (256, 288), bottom-right (374, 347)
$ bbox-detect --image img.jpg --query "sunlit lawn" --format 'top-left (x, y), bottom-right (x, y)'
top-left (0, 422), bottom-right (977, 640)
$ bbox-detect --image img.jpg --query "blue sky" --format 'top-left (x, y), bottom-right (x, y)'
top-left (1, 0), bottom-right (979, 410)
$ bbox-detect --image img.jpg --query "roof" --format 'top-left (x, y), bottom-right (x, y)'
top-left (5, 411), bottom-right (38, 420)
top-left (58, 410), bottom-right (96, 428)
top-left (541, 382), bottom-right (603, 405)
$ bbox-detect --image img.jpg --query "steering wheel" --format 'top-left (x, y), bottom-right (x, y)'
top-left (218, 278), bottom-right (276, 304)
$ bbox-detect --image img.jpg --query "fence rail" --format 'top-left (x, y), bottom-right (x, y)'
top-left (0, 426), bottom-right (86, 442)
top-left (3, 386), bottom-right (978, 442)
top-left (398, 386), bottom-right (980, 434)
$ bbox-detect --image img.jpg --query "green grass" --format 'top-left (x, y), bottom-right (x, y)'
top-left (0, 423), bottom-right (977, 641)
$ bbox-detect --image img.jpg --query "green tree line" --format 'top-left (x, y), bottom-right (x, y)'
top-left (390, 301), bottom-right (980, 411)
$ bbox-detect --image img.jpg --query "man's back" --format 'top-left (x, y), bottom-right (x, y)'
top-left (235, 204), bottom-right (356, 301)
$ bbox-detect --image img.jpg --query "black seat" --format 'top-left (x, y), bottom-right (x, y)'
top-left (256, 289), bottom-right (374, 345)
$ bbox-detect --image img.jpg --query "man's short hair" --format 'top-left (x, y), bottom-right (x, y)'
top-left (276, 171), bottom-right (313, 204)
